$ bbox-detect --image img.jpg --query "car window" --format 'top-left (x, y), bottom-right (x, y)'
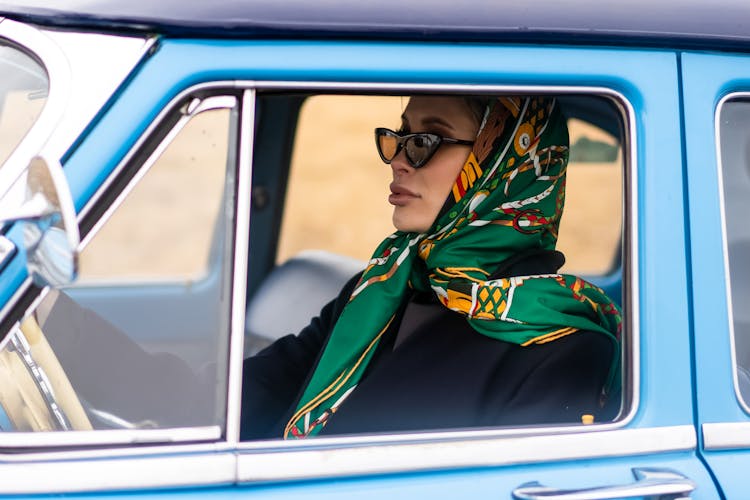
top-left (718, 97), bottom-right (750, 407)
top-left (0, 42), bottom-right (48, 167)
top-left (245, 92), bottom-right (627, 439)
top-left (0, 97), bottom-right (237, 433)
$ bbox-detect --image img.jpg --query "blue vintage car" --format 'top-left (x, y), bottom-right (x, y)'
top-left (0, 0), bottom-right (748, 498)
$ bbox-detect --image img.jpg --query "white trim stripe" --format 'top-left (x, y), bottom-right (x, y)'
top-left (703, 422), bottom-right (750, 450)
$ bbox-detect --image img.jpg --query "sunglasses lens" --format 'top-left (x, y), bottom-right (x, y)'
top-left (405, 134), bottom-right (439, 167)
top-left (377, 131), bottom-right (399, 162)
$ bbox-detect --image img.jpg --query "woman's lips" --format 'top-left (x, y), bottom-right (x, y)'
top-left (389, 184), bottom-right (419, 206)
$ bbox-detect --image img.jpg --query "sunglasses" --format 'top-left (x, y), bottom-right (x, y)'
top-left (374, 127), bottom-right (475, 169)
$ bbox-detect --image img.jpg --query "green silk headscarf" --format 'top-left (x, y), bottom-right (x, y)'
top-left (284, 96), bottom-right (622, 439)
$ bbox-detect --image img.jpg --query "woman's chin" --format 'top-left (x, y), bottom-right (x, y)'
top-left (392, 210), bottom-right (430, 234)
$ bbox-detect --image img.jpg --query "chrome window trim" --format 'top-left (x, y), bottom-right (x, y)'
top-left (702, 422), bottom-right (750, 450)
top-left (240, 80), bottom-right (639, 436)
top-left (238, 425), bottom-right (695, 483)
top-left (225, 89), bottom-right (255, 445)
top-left (0, 20), bottom-right (151, 193)
top-left (714, 91), bottom-right (750, 416)
top-left (0, 19), bottom-right (67, 191)
top-left (0, 426), bottom-right (221, 448)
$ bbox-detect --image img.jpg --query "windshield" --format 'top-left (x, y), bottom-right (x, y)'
top-left (0, 41), bottom-right (48, 167)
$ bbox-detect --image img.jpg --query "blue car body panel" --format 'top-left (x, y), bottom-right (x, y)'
top-left (682, 50), bottom-right (750, 499)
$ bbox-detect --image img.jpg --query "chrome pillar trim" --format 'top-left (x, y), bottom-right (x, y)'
top-left (0, 441), bottom-right (233, 462)
top-left (702, 422), bottom-right (750, 450)
top-left (619, 89), bottom-right (639, 425)
top-left (0, 450), bottom-right (235, 494)
top-left (237, 426), bottom-right (696, 483)
top-left (0, 20), bottom-right (152, 191)
top-left (0, 425), bottom-right (221, 448)
top-left (0, 19), bottom-right (70, 191)
top-left (225, 89), bottom-right (255, 445)
top-left (714, 92), bottom-right (750, 416)
top-left (35, 30), bottom-right (151, 160)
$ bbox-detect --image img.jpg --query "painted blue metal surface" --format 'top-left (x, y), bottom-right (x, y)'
top-left (681, 51), bottom-right (750, 499)
top-left (682, 52), bottom-right (750, 424)
top-left (0, 0), bottom-right (750, 51)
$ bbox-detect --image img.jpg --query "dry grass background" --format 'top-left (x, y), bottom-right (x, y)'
top-left (76, 95), bottom-right (621, 280)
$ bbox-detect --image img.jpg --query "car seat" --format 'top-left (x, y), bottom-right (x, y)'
top-left (244, 250), bottom-right (365, 356)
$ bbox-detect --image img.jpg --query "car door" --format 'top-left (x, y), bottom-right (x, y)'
top-left (682, 51), bottom-right (750, 499)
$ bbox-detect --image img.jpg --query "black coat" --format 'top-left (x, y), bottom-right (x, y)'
top-left (240, 250), bottom-right (616, 440)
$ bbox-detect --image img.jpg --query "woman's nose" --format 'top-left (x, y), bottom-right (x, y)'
top-left (390, 149), bottom-right (413, 174)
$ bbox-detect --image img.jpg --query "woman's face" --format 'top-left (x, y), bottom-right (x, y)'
top-left (389, 96), bottom-right (480, 233)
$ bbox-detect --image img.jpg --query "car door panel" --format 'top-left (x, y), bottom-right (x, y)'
top-left (682, 51), bottom-right (750, 499)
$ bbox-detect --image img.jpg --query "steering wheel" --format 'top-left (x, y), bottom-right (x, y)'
top-left (0, 315), bottom-right (92, 432)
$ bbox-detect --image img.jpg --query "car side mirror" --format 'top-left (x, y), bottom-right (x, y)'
top-left (0, 155), bottom-right (80, 287)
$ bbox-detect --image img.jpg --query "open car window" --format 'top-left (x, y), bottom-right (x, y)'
top-left (244, 91), bottom-right (627, 439)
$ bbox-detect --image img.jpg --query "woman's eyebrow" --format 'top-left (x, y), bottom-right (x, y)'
top-left (422, 116), bottom-right (455, 131)
top-left (401, 114), bottom-right (455, 131)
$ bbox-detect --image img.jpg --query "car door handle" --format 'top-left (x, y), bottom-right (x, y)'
top-left (512, 467), bottom-right (696, 500)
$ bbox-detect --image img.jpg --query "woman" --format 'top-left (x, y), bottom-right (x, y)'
top-left (241, 95), bottom-right (621, 440)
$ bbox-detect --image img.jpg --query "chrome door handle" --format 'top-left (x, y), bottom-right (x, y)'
top-left (513, 467), bottom-right (696, 500)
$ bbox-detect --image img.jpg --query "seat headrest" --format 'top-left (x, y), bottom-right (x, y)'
top-left (245, 250), bottom-right (365, 356)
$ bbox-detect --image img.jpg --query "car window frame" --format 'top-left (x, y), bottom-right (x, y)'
top-left (715, 91), bottom-right (750, 417)
top-left (237, 81), bottom-right (641, 467)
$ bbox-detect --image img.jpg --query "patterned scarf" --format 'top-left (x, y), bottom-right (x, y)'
top-left (284, 96), bottom-right (622, 438)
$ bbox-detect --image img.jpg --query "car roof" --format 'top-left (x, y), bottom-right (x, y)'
top-left (1, 0), bottom-right (750, 50)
